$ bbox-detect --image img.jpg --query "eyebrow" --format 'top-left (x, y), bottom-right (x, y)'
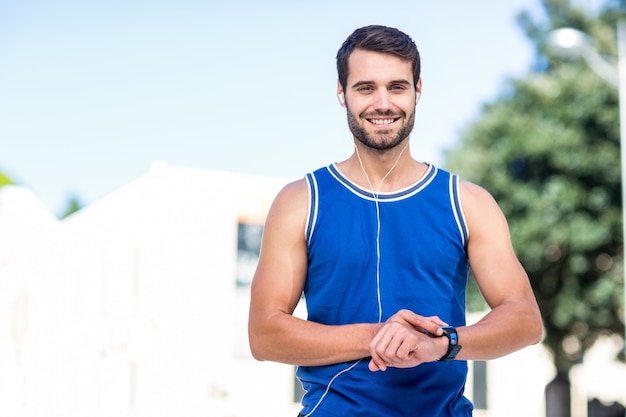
top-left (350, 79), bottom-right (413, 89)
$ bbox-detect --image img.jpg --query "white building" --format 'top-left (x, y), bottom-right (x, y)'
top-left (0, 163), bottom-right (622, 417)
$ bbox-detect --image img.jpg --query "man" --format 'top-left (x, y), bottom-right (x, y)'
top-left (248, 25), bottom-right (542, 416)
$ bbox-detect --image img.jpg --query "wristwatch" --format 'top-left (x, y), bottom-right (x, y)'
top-left (439, 326), bottom-right (462, 361)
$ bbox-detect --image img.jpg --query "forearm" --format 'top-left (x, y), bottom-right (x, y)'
top-left (249, 312), bottom-right (380, 366)
top-left (454, 300), bottom-right (543, 361)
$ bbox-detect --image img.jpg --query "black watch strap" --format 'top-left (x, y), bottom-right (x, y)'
top-left (439, 326), bottom-right (462, 361)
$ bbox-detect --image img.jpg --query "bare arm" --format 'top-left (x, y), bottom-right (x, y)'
top-left (367, 181), bottom-right (542, 370)
top-left (454, 181), bottom-right (543, 360)
top-left (247, 179), bottom-right (379, 366)
top-left (249, 178), bottom-right (476, 367)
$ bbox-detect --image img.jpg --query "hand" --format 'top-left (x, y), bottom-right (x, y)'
top-left (368, 310), bottom-right (448, 372)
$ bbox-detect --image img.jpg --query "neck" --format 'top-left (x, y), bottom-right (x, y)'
top-left (351, 140), bottom-right (418, 193)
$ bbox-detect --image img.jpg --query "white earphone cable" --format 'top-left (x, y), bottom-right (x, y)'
top-left (354, 141), bottom-right (410, 322)
top-left (303, 140), bottom-right (410, 417)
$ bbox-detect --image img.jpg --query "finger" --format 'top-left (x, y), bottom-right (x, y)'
top-left (427, 315), bottom-right (449, 327)
top-left (395, 339), bottom-right (416, 361)
top-left (384, 334), bottom-right (406, 361)
top-left (368, 327), bottom-right (389, 371)
top-left (422, 317), bottom-right (448, 337)
top-left (373, 326), bottom-right (406, 366)
top-left (369, 353), bottom-right (387, 372)
top-left (370, 324), bottom-right (404, 370)
top-left (400, 312), bottom-right (447, 336)
top-left (368, 357), bottom-right (384, 372)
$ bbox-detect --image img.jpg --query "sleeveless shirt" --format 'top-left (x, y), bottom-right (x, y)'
top-left (296, 163), bottom-right (473, 417)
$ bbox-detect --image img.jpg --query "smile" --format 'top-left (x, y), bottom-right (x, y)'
top-left (368, 118), bottom-right (398, 125)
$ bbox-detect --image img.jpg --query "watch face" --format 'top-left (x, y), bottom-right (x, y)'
top-left (449, 331), bottom-right (458, 346)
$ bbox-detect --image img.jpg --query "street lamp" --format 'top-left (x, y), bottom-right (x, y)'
top-left (547, 27), bottom-right (619, 87)
top-left (547, 23), bottom-right (626, 353)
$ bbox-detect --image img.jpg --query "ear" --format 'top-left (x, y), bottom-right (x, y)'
top-left (337, 81), bottom-right (346, 107)
top-left (415, 77), bottom-right (423, 103)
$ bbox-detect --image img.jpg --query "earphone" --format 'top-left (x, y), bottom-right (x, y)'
top-left (302, 142), bottom-right (410, 417)
top-left (415, 91), bottom-right (421, 104)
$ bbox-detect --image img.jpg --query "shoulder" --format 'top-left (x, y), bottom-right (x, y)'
top-left (457, 179), bottom-right (510, 243)
top-left (458, 179), bottom-right (497, 206)
top-left (438, 170), bottom-right (499, 216)
top-left (271, 166), bottom-right (331, 213)
top-left (272, 177), bottom-right (309, 210)
top-left (264, 178), bottom-right (310, 234)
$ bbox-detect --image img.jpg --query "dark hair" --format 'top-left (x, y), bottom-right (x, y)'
top-left (336, 25), bottom-right (421, 90)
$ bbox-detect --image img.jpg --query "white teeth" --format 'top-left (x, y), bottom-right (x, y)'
top-left (371, 119), bottom-right (394, 125)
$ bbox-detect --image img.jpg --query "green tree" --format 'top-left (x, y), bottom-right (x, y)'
top-left (446, 0), bottom-right (624, 414)
top-left (0, 169), bottom-right (82, 218)
top-left (0, 171), bottom-right (14, 187)
top-left (60, 195), bottom-right (83, 219)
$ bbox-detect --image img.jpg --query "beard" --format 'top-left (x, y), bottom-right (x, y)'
top-left (347, 106), bottom-right (416, 151)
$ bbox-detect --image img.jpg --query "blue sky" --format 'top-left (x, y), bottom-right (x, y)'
top-left (0, 0), bottom-right (578, 216)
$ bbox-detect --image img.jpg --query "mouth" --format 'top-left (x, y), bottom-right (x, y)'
top-left (366, 117), bottom-right (400, 126)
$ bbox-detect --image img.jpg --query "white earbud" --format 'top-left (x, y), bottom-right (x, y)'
top-left (415, 92), bottom-right (421, 104)
top-left (338, 93), bottom-right (346, 107)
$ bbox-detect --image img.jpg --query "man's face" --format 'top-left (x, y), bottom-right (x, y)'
top-left (339, 49), bottom-right (420, 151)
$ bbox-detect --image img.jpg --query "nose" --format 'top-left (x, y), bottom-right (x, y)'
top-left (373, 89), bottom-right (393, 111)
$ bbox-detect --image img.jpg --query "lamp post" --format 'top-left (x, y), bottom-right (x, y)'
top-left (547, 22), bottom-right (626, 354)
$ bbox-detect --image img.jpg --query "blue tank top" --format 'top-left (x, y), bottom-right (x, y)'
top-left (297, 164), bottom-right (473, 417)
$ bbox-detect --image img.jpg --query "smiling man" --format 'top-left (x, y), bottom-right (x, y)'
top-left (248, 25), bottom-right (542, 417)
top-left (341, 49), bottom-right (419, 151)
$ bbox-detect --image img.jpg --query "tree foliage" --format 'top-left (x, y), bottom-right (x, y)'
top-left (0, 171), bottom-right (14, 187)
top-left (60, 195), bottom-right (83, 219)
top-left (0, 169), bottom-right (82, 218)
top-left (446, 0), bottom-right (624, 373)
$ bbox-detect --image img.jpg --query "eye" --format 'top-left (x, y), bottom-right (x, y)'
top-left (390, 84), bottom-right (407, 92)
top-left (357, 85), bottom-right (374, 93)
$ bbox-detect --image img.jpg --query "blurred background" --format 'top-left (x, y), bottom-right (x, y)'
top-left (1, 0), bottom-right (625, 416)
top-left (0, 0), bottom-right (543, 217)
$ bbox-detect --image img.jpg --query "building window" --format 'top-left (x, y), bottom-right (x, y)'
top-left (236, 222), bottom-right (263, 287)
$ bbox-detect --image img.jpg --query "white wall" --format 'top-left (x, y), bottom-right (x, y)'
top-left (0, 165), bottom-right (290, 417)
